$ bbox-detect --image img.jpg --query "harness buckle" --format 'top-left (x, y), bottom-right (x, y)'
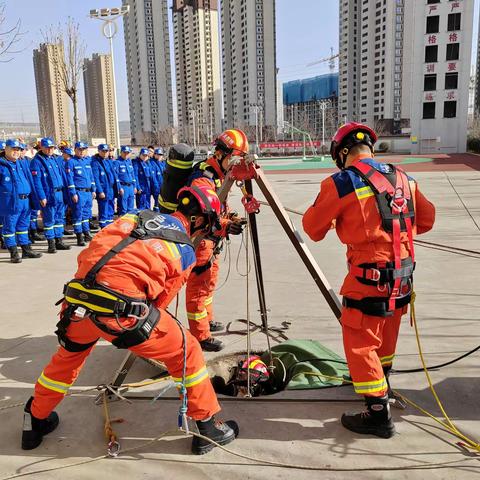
top-left (369, 268), bottom-right (381, 282)
top-left (127, 302), bottom-right (150, 321)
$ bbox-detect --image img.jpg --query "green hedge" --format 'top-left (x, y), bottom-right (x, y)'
top-left (467, 136), bottom-right (480, 153)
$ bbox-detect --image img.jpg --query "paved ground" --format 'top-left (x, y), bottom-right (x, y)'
top-left (0, 164), bottom-right (479, 479)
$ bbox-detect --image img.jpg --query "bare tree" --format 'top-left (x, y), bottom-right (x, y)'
top-left (42, 19), bottom-right (86, 142)
top-left (0, 2), bottom-right (26, 62)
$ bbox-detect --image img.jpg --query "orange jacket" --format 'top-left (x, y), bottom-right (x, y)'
top-left (303, 155), bottom-right (436, 296)
top-left (74, 212), bottom-right (195, 332)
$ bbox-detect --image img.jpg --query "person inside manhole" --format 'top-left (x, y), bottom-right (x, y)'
top-left (303, 122), bottom-right (435, 438)
top-left (21, 185), bottom-right (239, 455)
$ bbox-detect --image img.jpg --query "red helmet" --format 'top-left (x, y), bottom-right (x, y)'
top-left (330, 122), bottom-right (378, 169)
top-left (177, 185), bottom-right (221, 235)
top-left (215, 128), bottom-right (249, 156)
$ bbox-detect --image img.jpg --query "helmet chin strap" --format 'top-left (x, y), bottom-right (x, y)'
top-left (336, 147), bottom-right (350, 170)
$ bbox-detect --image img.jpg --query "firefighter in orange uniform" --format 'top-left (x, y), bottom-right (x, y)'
top-left (22, 185), bottom-right (238, 455)
top-left (185, 129), bottom-right (249, 352)
top-left (303, 122), bottom-right (435, 438)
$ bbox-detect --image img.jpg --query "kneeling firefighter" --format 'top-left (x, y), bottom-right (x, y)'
top-left (302, 122), bottom-right (436, 438)
top-left (159, 135), bottom-right (249, 352)
top-left (22, 185), bottom-right (239, 455)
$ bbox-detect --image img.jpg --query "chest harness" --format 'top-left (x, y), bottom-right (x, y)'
top-left (343, 163), bottom-right (416, 317)
top-left (55, 210), bottom-right (194, 351)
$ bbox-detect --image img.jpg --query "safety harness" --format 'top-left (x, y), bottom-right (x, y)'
top-left (55, 210), bottom-right (194, 351)
top-left (343, 162), bottom-right (416, 317)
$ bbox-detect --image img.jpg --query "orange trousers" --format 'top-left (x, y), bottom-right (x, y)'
top-left (341, 305), bottom-right (405, 398)
top-left (31, 310), bottom-right (220, 421)
top-left (185, 239), bottom-right (219, 342)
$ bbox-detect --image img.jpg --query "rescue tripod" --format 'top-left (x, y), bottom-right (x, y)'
top-left (95, 155), bottom-right (342, 404)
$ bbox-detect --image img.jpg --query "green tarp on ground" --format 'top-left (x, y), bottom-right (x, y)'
top-left (260, 339), bottom-right (350, 390)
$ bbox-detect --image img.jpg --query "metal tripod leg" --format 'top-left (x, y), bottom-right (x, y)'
top-left (244, 179), bottom-right (269, 331)
top-left (254, 169), bottom-right (342, 319)
top-left (94, 351), bottom-right (137, 404)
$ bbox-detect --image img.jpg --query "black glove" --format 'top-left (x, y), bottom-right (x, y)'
top-left (227, 218), bottom-right (247, 235)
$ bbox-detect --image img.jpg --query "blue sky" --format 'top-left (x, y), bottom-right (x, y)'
top-left (0, 0), bottom-right (477, 124)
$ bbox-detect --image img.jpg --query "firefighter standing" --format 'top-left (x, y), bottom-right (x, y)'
top-left (21, 185), bottom-right (238, 455)
top-left (114, 146), bottom-right (136, 215)
top-left (303, 123), bottom-right (435, 438)
top-left (30, 138), bottom-right (71, 254)
top-left (185, 130), bottom-right (249, 351)
top-left (133, 147), bottom-right (154, 210)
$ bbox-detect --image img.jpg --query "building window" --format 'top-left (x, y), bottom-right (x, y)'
top-left (445, 72), bottom-right (458, 89)
top-left (444, 101), bottom-right (457, 118)
top-left (423, 102), bottom-right (435, 119)
top-left (446, 43), bottom-right (459, 61)
top-left (425, 45), bottom-right (438, 63)
top-left (447, 13), bottom-right (461, 31)
top-left (426, 16), bottom-right (439, 34)
top-left (424, 74), bottom-right (437, 91)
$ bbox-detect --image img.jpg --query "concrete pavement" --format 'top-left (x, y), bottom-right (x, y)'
top-left (0, 169), bottom-right (479, 479)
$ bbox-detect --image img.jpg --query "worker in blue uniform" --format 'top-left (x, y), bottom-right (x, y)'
top-left (30, 138), bottom-right (71, 254)
top-left (133, 147), bottom-right (153, 210)
top-left (0, 139), bottom-right (42, 263)
top-left (91, 144), bottom-right (121, 233)
top-left (66, 142), bottom-right (96, 246)
top-left (114, 146), bottom-right (136, 215)
top-left (150, 147), bottom-right (166, 211)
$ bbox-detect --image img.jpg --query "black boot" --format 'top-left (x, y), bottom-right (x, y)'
top-left (47, 239), bottom-right (57, 254)
top-left (341, 395), bottom-right (395, 438)
top-left (22, 397), bottom-right (59, 450)
top-left (76, 233), bottom-right (86, 247)
top-left (193, 416), bottom-right (238, 455)
top-left (30, 230), bottom-right (44, 242)
top-left (8, 246), bottom-right (22, 263)
top-left (200, 337), bottom-right (224, 352)
top-left (83, 231), bottom-right (93, 242)
top-left (209, 321), bottom-right (224, 333)
top-left (63, 227), bottom-right (74, 236)
top-left (383, 366), bottom-right (406, 410)
top-left (55, 238), bottom-right (71, 250)
top-left (21, 244), bottom-right (42, 259)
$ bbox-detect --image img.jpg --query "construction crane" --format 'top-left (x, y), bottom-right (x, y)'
top-left (306, 47), bottom-right (339, 73)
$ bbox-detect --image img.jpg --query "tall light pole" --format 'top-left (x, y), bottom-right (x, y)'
top-left (89, 6), bottom-right (129, 151)
top-left (319, 99), bottom-right (331, 157)
top-left (190, 109), bottom-right (197, 151)
top-left (250, 103), bottom-right (260, 154)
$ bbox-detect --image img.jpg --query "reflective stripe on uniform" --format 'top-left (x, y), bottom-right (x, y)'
top-left (163, 240), bottom-right (180, 259)
top-left (16, 231), bottom-right (29, 235)
top-left (353, 377), bottom-right (388, 395)
top-left (43, 226), bottom-right (54, 230)
top-left (355, 186), bottom-right (375, 200)
top-left (54, 224), bottom-right (64, 228)
top-left (172, 365), bottom-right (209, 388)
top-left (37, 371), bottom-right (72, 395)
top-left (204, 297), bottom-right (213, 306)
top-left (379, 354), bottom-right (395, 366)
top-left (187, 309), bottom-right (208, 321)
top-left (3, 233), bottom-right (15, 237)
top-left (81, 220), bottom-right (89, 224)
top-left (158, 197), bottom-right (178, 210)
top-left (72, 222), bottom-right (82, 226)
top-left (121, 213), bottom-right (138, 224)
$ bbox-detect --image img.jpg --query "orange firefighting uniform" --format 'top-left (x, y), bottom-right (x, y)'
top-left (303, 154), bottom-right (435, 397)
top-left (30, 212), bottom-right (220, 421)
top-left (185, 161), bottom-right (228, 342)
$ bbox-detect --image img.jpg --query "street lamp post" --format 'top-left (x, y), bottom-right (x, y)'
top-left (250, 103), bottom-right (260, 155)
top-left (89, 6), bottom-right (130, 151)
top-left (190, 109), bottom-right (197, 152)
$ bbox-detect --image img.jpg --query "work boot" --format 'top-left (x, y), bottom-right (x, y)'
top-left (89, 221), bottom-right (99, 232)
top-left (383, 366), bottom-right (406, 410)
top-left (192, 416), bottom-right (239, 455)
top-left (83, 231), bottom-right (93, 242)
top-left (209, 320), bottom-right (224, 333)
top-left (47, 239), bottom-right (57, 254)
top-left (200, 337), bottom-right (224, 352)
top-left (63, 227), bottom-right (74, 236)
top-left (22, 397), bottom-right (59, 450)
top-left (30, 230), bottom-right (44, 242)
top-left (21, 244), bottom-right (42, 259)
top-left (55, 238), bottom-right (71, 250)
top-left (8, 246), bottom-right (22, 263)
top-left (341, 395), bottom-right (395, 439)
top-left (76, 233), bottom-right (86, 247)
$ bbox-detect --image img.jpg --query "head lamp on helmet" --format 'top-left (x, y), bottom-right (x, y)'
top-left (177, 185), bottom-right (221, 236)
top-left (330, 122), bottom-right (378, 170)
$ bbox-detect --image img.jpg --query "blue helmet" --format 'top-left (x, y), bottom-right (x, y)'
top-left (154, 147), bottom-right (164, 155)
top-left (19, 142), bottom-right (27, 150)
top-left (0, 140), bottom-right (5, 150)
top-left (97, 143), bottom-right (109, 152)
top-left (63, 147), bottom-right (74, 156)
top-left (120, 145), bottom-right (132, 153)
top-left (40, 137), bottom-right (55, 148)
top-left (6, 139), bottom-right (21, 148)
top-left (140, 147), bottom-right (150, 156)
top-left (75, 141), bottom-right (88, 149)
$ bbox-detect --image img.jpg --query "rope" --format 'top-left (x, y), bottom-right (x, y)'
top-left (102, 391), bottom-right (123, 457)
